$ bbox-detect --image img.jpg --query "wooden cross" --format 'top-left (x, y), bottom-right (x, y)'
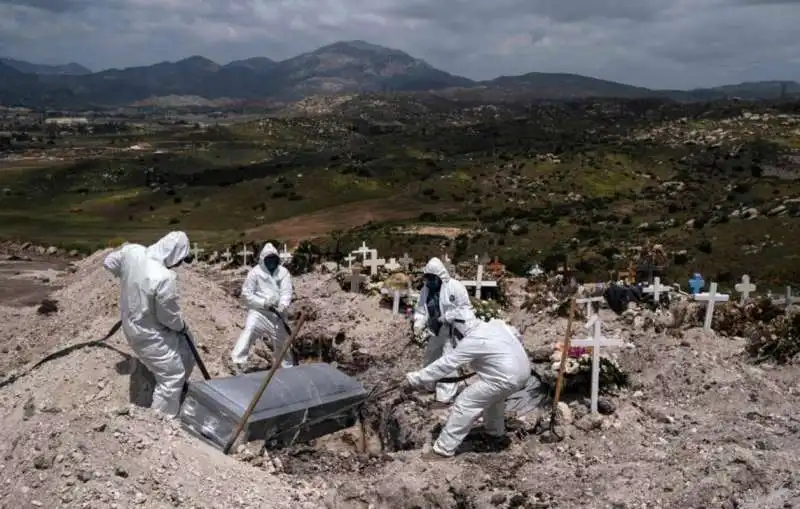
top-left (239, 245), bottom-right (253, 266)
top-left (576, 296), bottom-right (604, 317)
top-left (383, 258), bottom-right (401, 272)
top-left (190, 242), bottom-right (205, 260)
top-left (570, 314), bottom-right (623, 414)
top-left (734, 275), bottom-right (756, 305)
top-left (462, 264), bottom-right (497, 300)
top-left (642, 276), bottom-right (671, 304)
top-left (398, 253), bottom-right (413, 271)
top-left (343, 253), bottom-right (356, 270)
top-left (363, 251), bottom-right (385, 276)
top-left (693, 282), bottom-right (729, 331)
top-left (349, 268), bottom-right (367, 293)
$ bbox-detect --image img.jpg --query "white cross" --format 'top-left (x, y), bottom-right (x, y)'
top-left (239, 245), bottom-right (253, 266)
top-left (353, 241), bottom-right (371, 260)
top-left (221, 249), bottom-right (233, 264)
top-left (642, 276), bottom-right (671, 304)
top-left (279, 244), bottom-right (293, 263)
top-left (693, 282), bottom-right (730, 331)
top-left (783, 286), bottom-right (800, 311)
top-left (363, 251), bottom-right (385, 276)
top-left (576, 296), bottom-right (604, 317)
top-left (384, 258), bottom-right (401, 271)
top-left (461, 264), bottom-right (497, 300)
top-left (398, 253), bottom-right (413, 271)
top-left (734, 275), bottom-right (756, 305)
top-left (343, 253), bottom-right (355, 270)
top-left (570, 314), bottom-right (623, 414)
top-left (190, 242), bottom-right (205, 260)
top-left (528, 264), bottom-right (544, 278)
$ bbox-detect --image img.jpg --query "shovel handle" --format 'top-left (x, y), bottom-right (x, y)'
top-left (222, 312), bottom-right (306, 455)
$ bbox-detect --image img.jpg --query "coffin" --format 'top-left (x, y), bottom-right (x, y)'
top-left (179, 362), bottom-right (369, 451)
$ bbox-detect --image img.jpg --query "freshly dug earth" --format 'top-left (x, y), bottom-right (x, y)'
top-left (1, 251), bottom-right (800, 508)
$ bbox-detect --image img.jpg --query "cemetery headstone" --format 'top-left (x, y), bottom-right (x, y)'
top-left (693, 282), bottom-right (729, 331)
top-left (239, 245), bottom-right (253, 267)
top-left (383, 258), bottom-right (401, 272)
top-left (688, 273), bottom-right (705, 295)
top-left (576, 296), bottom-right (604, 317)
top-left (642, 276), bottom-right (671, 305)
top-left (734, 275), bottom-right (756, 305)
top-left (343, 253), bottom-right (355, 270)
top-left (570, 314), bottom-right (623, 414)
top-left (349, 268), bottom-right (367, 293)
top-left (398, 253), bottom-right (413, 271)
top-left (363, 251), bottom-right (386, 277)
top-left (462, 264), bottom-right (498, 300)
top-left (190, 243), bottom-right (205, 261)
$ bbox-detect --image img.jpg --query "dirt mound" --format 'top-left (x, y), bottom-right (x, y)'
top-left (3, 253), bottom-right (800, 508)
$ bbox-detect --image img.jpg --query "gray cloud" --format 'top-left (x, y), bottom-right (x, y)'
top-left (0, 0), bottom-right (798, 89)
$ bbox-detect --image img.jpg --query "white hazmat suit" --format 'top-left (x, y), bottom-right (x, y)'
top-left (103, 231), bottom-right (195, 418)
top-left (412, 257), bottom-right (472, 404)
top-left (406, 308), bottom-right (531, 458)
top-left (231, 243), bottom-right (294, 369)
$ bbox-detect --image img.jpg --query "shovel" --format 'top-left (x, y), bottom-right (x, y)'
top-left (547, 296), bottom-right (577, 440)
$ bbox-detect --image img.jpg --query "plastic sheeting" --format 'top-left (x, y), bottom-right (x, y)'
top-left (180, 362), bottom-right (369, 450)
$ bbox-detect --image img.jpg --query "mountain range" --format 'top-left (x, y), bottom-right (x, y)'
top-left (1, 40), bottom-right (798, 109)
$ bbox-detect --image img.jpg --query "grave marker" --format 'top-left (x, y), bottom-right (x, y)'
top-left (354, 242), bottom-right (371, 260)
top-left (221, 249), bottom-right (233, 264)
top-left (239, 245), bottom-right (253, 267)
top-left (693, 282), bottom-right (729, 331)
top-left (398, 253), bottom-right (413, 271)
top-left (343, 253), bottom-right (356, 270)
top-left (349, 268), bottom-right (367, 293)
top-left (570, 314), bottom-right (623, 414)
top-left (190, 243), bottom-right (205, 261)
top-left (642, 276), bottom-right (671, 304)
top-left (279, 244), bottom-right (293, 264)
top-left (383, 258), bottom-right (401, 272)
top-left (462, 265), bottom-right (498, 300)
top-left (576, 296), bottom-right (604, 317)
top-left (363, 251), bottom-right (386, 276)
top-left (782, 286), bottom-right (800, 311)
top-left (528, 263), bottom-right (544, 278)
top-left (734, 275), bottom-right (756, 305)
top-left (688, 273), bottom-right (705, 295)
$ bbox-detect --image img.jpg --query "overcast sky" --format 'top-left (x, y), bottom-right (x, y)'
top-left (1, 0), bottom-right (798, 89)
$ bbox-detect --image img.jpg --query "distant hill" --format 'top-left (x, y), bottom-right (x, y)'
top-left (1, 43), bottom-right (798, 108)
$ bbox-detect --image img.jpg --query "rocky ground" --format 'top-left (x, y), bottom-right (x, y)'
top-left (1, 250), bottom-right (800, 508)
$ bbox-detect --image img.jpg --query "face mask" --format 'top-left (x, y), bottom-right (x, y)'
top-left (264, 256), bottom-right (280, 272)
top-left (424, 275), bottom-right (441, 291)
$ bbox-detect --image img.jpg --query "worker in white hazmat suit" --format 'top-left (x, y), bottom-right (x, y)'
top-left (405, 307), bottom-right (531, 460)
top-left (412, 257), bottom-right (473, 405)
top-left (230, 243), bottom-right (294, 373)
top-left (103, 231), bottom-right (195, 418)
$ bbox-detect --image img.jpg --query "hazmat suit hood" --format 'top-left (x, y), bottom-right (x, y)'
top-left (146, 231), bottom-right (190, 269)
top-left (423, 257), bottom-right (451, 283)
top-left (259, 243), bottom-right (280, 271)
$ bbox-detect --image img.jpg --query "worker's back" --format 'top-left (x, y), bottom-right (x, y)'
top-left (462, 319), bottom-right (531, 390)
top-left (115, 244), bottom-right (172, 342)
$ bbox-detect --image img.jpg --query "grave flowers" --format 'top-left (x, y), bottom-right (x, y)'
top-left (534, 339), bottom-right (629, 394)
top-left (471, 297), bottom-right (504, 321)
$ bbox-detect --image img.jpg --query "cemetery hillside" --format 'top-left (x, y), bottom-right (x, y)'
top-left (2, 53), bottom-right (800, 507)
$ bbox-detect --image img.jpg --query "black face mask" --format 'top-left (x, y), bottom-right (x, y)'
top-left (263, 256), bottom-right (280, 272)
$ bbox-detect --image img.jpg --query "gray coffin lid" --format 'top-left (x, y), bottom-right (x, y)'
top-left (180, 362), bottom-right (368, 448)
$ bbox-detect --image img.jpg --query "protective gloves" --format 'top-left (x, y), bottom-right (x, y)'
top-left (405, 371), bottom-right (425, 390)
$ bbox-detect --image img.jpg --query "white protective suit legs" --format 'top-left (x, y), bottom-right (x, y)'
top-left (423, 331), bottom-right (465, 403)
top-left (232, 309), bottom-right (294, 368)
top-left (130, 331), bottom-right (196, 416)
top-left (432, 380), bottom-right (521, 457)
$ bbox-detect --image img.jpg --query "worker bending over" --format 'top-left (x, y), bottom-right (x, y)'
top-left (103, 231), bottom-right (195, 418)
top-left (412, 257), bottom-right (474, 406)
top-left (230, 242), bottom-right (294, 373)
top-left (405, 307), bottom-right (531, 460)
